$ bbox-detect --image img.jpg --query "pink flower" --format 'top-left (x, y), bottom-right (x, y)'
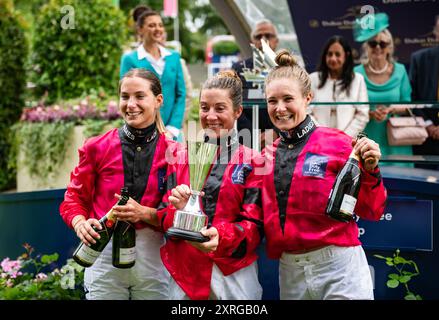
top-left (1, 258), bottom-right (22, 274)
top-left (35, 273), bottom-right (47, 281)
top-left (10, 271), bottom-right (22, 279)
top-left (18, 98), bottom-right (122, 124)
top-left (5, 279), bottom-right (13, 287)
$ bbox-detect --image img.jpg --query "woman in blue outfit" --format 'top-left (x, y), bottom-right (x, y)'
top-left (120, 8), bottom-right (186, 141)
top-left (353, 12), bottom-right (413, 167)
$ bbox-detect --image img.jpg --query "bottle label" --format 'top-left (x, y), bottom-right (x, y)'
top-left (340, 194), bottom-right (357, 216)
top-left (119, 247), bottom-right (136, 264)
top-left (75, 245), bottom-right (100, 264)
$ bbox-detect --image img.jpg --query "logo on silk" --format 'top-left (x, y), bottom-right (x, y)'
top-left (231, 164), bottom-right (253, 184)
top-left (157, 167), bottom-right (166, 192)
top-left (302, 152), bottom-right (328, 178)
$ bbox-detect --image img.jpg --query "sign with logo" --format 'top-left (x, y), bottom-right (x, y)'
top-left (288, 0), bottom-right (439, 71)
top-left (357, 198), bottom-right (433, 251)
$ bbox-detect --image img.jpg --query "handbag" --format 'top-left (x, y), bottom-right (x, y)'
top-left (386, 108), bottom-right (428, 146)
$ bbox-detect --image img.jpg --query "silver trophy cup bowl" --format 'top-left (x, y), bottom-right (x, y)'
top-left (166, 142), bottom-right (218, 242)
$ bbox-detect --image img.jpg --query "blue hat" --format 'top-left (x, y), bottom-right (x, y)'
top-left (353, 12), bottom-right (389, 42)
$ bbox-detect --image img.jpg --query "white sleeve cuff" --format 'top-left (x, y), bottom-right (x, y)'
top-left (166, 125), bottom-right (180, 137)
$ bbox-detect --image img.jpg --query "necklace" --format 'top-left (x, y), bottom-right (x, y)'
top-left (368, 62), bottom-right (389, 74)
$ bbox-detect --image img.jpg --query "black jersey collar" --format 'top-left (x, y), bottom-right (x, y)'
top-left (122, 122), bottom-right (157, 144)
top-left (203, 129), bottom-right (238, 148)
top-left (279, 115), bottom-right (316, 145)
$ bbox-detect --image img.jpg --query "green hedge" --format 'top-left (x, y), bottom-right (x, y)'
top-left (213, 40), bottom-right (239, 56)
top-left (0, 0), bottom-right (28, 191)
top-left (31, 0), bottom-right (128, 103)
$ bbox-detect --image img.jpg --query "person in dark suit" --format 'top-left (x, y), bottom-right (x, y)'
top-left (409, 15), bottom-right (439, 170)
top-left (232, 19), bottom-right (279, 149)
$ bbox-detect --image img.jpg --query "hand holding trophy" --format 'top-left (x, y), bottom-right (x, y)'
top-left (166, 141), bottom-right (218, 242)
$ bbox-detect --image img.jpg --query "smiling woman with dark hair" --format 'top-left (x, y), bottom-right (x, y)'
top-left (309, 35), bottom-right (369, 138)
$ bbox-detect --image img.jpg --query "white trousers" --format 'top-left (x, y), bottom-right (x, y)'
top-left (169, 261), bottom-right (263, 300)
top-left (279, 245), bottom-right (374, 300)
top-left (84, 227), bottom-right (170, 300)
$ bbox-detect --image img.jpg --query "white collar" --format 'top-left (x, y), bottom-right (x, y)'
top-left (137, 44), bottom-right (172, 61)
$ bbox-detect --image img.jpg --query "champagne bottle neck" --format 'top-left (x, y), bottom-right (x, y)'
top-left (104, 194), bottom-right (129, 224)
top-left (105, 208), bottom-right (117, 225)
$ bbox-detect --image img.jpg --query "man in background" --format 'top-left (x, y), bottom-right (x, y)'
top-left (232, 19), bottom-right (279, 149)
top-left (410, 15), bottom-right (439, 170)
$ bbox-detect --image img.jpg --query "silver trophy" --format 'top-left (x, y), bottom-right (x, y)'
top-left (166, 141), bottom-right (218, 242)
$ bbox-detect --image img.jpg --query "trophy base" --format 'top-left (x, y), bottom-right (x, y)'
top-left (166, 227), bottom-right (210, 243)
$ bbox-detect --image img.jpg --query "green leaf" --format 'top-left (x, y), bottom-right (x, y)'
top-left (394, 256), bottom-right (408, 264)
top-left (373, 255), bottom-right (386, 260)
top-left (399, 275), bottom-right (411, 284)
top-left (387, 279), bottom-right (399, 288)
top-left (41, 253), bottom-right (59, 264)
top-left (388, 273), bottom-right (399, 280)
top-left (405, 293), bottom-right (417, 300)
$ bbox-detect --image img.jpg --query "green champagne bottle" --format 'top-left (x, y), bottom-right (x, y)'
top-left (72, 187), bottom-right (130, 267)
top-left (112, 220), bottom-right (136, 269)
top-left (325, 132), bottom-right (367, 222)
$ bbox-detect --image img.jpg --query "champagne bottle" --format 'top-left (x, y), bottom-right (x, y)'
top-left (325, 133), bottom-right (367, 222)
top-left (112, 219), bottom-right (136, 269)
top-left (72, 187), bottom-right (130, 268)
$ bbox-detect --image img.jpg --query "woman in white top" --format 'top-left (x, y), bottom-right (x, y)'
top-left (309, 35), bottom-right (369, 137)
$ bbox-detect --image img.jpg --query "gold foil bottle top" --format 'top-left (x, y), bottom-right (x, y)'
top-left (356, 132), bottom-right (375, 166)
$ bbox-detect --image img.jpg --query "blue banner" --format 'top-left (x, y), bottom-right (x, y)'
top-left (287, 0), bottom-right (439, 72)
top-left (357, 198), bottom-right (433, 251)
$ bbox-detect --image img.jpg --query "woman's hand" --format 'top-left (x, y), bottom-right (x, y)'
top-left (369, 105), bottom-right (390, 122)
top-left (113, 194), bottom-right (159, 226)
top-left (73, 217), bottom-right (102, 246)
top-left (169, 184), bottom-right (192, 210)
top-left (426, 124), bottom-right (439, 140)
top-left (352, 137), bottom-right (381, 171)
top-left (187, 227), bottom-right (219, 253)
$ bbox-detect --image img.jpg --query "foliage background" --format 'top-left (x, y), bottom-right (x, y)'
top-left (0, 244), bottom-right (84, 300)
top-left (0, 0), bottom-right (231, 192)
top-left (0, 0), bottom-right (28, 191)
top-left (119, 0), bottom-right (229, 63)
top-left (31, 0), bottom-right (128, 103)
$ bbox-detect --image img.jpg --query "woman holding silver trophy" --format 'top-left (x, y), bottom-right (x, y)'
top-left (155, 71), bottom-right (264, 300)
